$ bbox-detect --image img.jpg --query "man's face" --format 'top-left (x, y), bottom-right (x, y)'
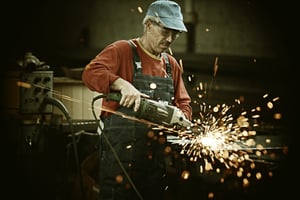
top-left (147, 21), bottom-right (180, 54)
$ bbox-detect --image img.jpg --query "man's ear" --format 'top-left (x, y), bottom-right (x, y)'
top-left (145, 20), bottom-right (152, 31)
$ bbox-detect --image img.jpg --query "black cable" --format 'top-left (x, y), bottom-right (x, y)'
top-left (91, 94), bottom-right (106, 121)
top-left (42, 96), bottom-right (85, 200)
top-left (91, 94), bottom-right (144, 200)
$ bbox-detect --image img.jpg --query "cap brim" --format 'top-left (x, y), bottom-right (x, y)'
top-left (160, 17), bottom-right (187, 32)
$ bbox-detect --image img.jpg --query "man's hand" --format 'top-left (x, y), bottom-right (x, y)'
top-left (110, 78), bottom-right (149, 111)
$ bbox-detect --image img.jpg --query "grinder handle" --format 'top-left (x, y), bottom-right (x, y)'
top-left (105, 93), bottom-right (122, 102)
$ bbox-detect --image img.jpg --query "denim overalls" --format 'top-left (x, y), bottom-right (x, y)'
top-left (99, 41), bottom-right (174, 200)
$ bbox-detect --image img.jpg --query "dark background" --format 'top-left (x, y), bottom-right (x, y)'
top-left (1, 0), bottom-right (297, 199)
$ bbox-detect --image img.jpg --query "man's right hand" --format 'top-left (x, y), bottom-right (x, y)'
top-left (110, 78), bottom-right (149, 112)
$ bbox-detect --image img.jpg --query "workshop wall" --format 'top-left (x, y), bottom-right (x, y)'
top-left (5, 0), bottom-right (292, 68)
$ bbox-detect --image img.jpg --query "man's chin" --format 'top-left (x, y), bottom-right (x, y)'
top-left (160, 45), bottom-right (169, 52)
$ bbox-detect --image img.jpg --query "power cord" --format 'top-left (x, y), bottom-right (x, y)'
top-left (91, 94), bottom-right (144, 200)
top-left (41, 96), bottom-right (85, 200)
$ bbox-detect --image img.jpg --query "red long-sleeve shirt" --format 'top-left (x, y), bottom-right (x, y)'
top-left (82, 38), bottom-right (192, 120)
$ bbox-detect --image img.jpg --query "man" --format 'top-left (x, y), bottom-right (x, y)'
top-left (82, 0), bottom-right (192, 199)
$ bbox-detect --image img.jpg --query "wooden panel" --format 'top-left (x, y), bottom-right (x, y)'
top-left (53, 77), bottom-right (102, 120)
top-left (71, 84), bottom-right (83, 119)
top-left (82, 91), bottom-right (102, 120)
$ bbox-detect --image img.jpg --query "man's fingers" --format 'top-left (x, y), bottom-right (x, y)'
top-left (141, 93), bottom-right (150, 99)
top-left (133, 97), bottom-right (141, 112)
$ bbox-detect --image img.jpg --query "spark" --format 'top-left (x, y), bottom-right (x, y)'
top-left (17, 80), bottom-right (288, 185)
top-left (168, 93), bottom-right (288, 184)
top-left (17, 81), bottom-right (31, 88)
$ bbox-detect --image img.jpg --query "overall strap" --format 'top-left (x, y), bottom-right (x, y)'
top-left (162, 53), bottom-right (171, 77)
top-left (128, 40), bottom-right (142, 73)
top-left (127, 40), bottom-right (172, 76)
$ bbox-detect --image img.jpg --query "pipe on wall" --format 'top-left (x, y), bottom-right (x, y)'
top-left (183, 0), bottom-right (197, 53)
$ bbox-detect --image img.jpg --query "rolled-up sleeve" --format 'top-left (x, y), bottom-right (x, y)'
top-left (82, 44), bottom-right (122, 94)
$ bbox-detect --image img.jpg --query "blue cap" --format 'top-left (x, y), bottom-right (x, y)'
top-left (146, 0), bottom-right (187, 32)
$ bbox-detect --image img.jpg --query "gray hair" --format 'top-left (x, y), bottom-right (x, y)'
top-left (142, 15), bottom-right (161, 32)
